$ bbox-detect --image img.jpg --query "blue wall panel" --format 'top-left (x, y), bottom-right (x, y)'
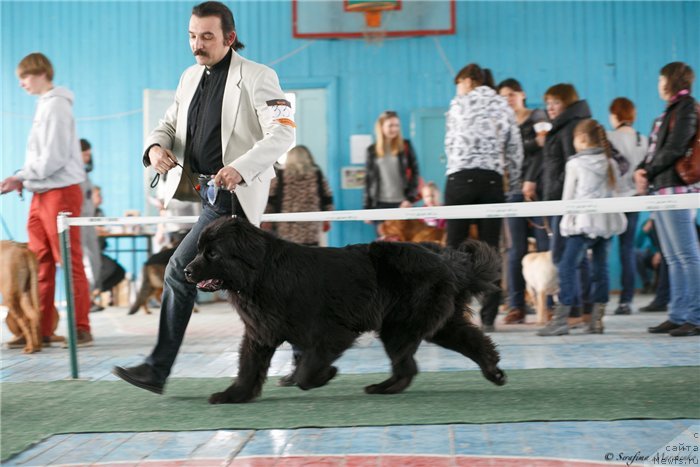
top-left (2, 1), bottom-right (698, 255)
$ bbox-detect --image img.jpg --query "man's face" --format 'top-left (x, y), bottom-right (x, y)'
top-left (189, 15), bottom-right (233, 67)
top-left (18, 73), bottom-right (48, 95)
top-left (82, 149), bottom-right (92, 165)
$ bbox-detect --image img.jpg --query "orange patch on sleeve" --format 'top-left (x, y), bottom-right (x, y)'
top-left (274, 118), bottom-right (297, 128)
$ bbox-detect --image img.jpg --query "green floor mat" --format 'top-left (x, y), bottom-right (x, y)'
top-left (2, 367), bottom-right (699, 460)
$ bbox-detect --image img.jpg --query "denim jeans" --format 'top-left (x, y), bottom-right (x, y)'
top-left (652, 208), bottom-right (700, 326)
top-left (146, 195), bottom-right (247, 381)
top-left (445, 169), bottom-right (504, 326)
top-left (617, 212), bottom-right (639, 304)
top-left (506, 193), bottom-right (550, 308)
top-left (558, 235), bottom-right (610, 307)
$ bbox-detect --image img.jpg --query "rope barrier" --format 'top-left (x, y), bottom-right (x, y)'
top-left (61, 194), bottom-right (699, 227)
top-left (55, 192), bottom-right (699, 379)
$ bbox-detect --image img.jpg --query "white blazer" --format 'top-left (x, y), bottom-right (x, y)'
top-left (144, 51), bottom-right (295, 226)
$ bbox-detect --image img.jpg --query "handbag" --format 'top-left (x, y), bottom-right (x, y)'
top-left (670, 102), bottom-right (700, 185)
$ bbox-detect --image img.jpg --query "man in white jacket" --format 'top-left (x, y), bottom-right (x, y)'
top-left (1, 53), bottom-right (93, 347)
top-left (113, 1), bottom-right (295, 395)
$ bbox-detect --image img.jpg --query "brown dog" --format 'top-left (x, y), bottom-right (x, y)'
top-left (128, 263), bottom-right (165, 315)
top-left (378, 219), bottom-right (446, 245)
top-left (1, 240), bottom-right (42, 353)
top-left (128, 247), bottom-right (198, 315)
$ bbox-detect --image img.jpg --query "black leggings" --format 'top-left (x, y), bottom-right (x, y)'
top-left (444, 169), bottom-right (505, 326)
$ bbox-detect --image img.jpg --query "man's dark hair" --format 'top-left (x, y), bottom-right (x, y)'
top-left (80, 138), bottom-right (91, 151)
top-left (192, 1), bottom-right (245, 51)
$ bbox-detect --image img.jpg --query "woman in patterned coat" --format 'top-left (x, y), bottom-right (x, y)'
top-left (266, 145), bottom-right (334, 246)
top-left (443, 63), bottom-right (523, 332)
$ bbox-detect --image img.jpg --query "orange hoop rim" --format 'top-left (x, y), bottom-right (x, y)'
top-left (346, 1), bottom-right (398, 12)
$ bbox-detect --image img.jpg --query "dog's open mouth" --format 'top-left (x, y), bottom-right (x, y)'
top-left (196, 279), bottom-right (223, 291)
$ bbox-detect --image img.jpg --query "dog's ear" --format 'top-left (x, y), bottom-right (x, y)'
top-left (203, 218), bottom-right (267, 271)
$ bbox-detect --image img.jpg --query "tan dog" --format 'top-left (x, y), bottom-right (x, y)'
top-left (128, 248), bottom-right (198, 315)
top-left (1, 240), bottom-right (42, 353)
top-left (128, 263), bottom-right (165, 315)
top-left (521, 250), bottom-right (559, 325)
top-left (378, 219), bottom-right (446, 245)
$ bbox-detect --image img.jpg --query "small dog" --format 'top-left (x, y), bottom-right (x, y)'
top-left (128, 247), bottom-right (198, 315)
top-left (378, 219), bottom-right (446, 245)
top-left (1, 240), bottom-right (42, 353)
top-left (522, 251), bottom-right (559, 325)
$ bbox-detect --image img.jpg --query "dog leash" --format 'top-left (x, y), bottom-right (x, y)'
top-left (151, 161), bottom-right (239, 219)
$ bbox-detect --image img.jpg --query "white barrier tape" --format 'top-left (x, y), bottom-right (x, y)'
top-left (60, 193), bottom-right (699, 227)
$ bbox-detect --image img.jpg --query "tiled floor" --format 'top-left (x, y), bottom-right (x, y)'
top-left (2, 293), bottom-right (699, 466)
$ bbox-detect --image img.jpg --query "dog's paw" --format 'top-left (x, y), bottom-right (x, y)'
top-left (484, 367), bottom-right (507, 386)
top-left (208, 389), bottom-right (255, 404)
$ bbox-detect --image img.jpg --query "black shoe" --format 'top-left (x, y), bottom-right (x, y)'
top-left (669, 323), bottom-right (700, 337)
top-left (613, 303), bottom-right (632, 315)
top-left (112, 364), bottom-right (165, 395)
top-left (647, 320), bottom-right (682, 334)
top-left (639, 303), bottom-right (668, 312)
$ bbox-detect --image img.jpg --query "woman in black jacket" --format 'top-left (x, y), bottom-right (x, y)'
top-left (497, 78), bottom-right (550, 324)
top-left (635, 62), bottom-right (700, 337)
top-left (532, 84), bottom-right (592, 334)
top-left (531, 85), bottom-right (592, 258)
top-left (363, 111), bottom-right (420, 211)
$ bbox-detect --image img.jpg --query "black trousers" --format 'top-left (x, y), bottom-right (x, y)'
top-left (445, 169), bottom-right (505, 326)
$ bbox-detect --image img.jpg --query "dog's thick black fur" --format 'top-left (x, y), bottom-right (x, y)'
top-left (185, 217), bottom-right (506, 404)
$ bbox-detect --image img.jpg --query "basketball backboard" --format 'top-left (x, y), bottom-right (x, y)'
top-left (292, 0), bottom-right (456, 39)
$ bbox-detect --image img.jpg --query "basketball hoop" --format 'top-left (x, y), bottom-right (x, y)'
top-left (346, 1), bottom-right (397, 28)
top-left (362, 29), bottom-right (388, 46)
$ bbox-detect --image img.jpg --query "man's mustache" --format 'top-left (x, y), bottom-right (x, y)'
top-left (193, 50), bottom-right (208, 57)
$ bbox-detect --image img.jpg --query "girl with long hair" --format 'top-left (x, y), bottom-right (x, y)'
top-left (538, 119), bottom-right (627, 336)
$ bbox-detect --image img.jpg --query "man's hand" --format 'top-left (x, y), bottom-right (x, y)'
top-left (148, 146), bottom-right (178, 175)
top-left (0, 176), bottom-right (23, 196)
top-left (522, 181), bottom-right (537, 201)
top-left (214, 166), bottom-right (243, 191)
top-left (399, 200), bottom-right (413, 208)
top-left (634, 169), bottom-right (649, 195)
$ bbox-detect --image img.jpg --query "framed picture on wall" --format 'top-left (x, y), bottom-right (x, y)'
top-left (341, 167), bottom-right (366, 189)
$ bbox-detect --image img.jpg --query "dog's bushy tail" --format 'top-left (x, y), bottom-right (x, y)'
top-left (445, 239), bottom-right (501, 304)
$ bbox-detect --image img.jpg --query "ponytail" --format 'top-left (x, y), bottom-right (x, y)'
top-left (575, 119), bottom-right (617, 189)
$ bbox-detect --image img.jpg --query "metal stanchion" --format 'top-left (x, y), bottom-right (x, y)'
top-left (57, 212), bottom-right (79, 379)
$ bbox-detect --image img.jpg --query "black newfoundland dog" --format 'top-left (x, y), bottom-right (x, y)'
top-left (185, 217), bottom-right (506, 404)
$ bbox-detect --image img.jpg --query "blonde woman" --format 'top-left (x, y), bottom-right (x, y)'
top-left (267, 145), bottom-right (334, 246)
top-left (363, 111), bottom-right (420, 211)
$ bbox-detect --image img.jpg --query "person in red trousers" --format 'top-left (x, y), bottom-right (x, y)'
top-left (1, 52), bottom-right (93, 347)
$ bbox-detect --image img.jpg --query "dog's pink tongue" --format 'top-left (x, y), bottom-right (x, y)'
top-left (196, 279), bottom-right (222, 291)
